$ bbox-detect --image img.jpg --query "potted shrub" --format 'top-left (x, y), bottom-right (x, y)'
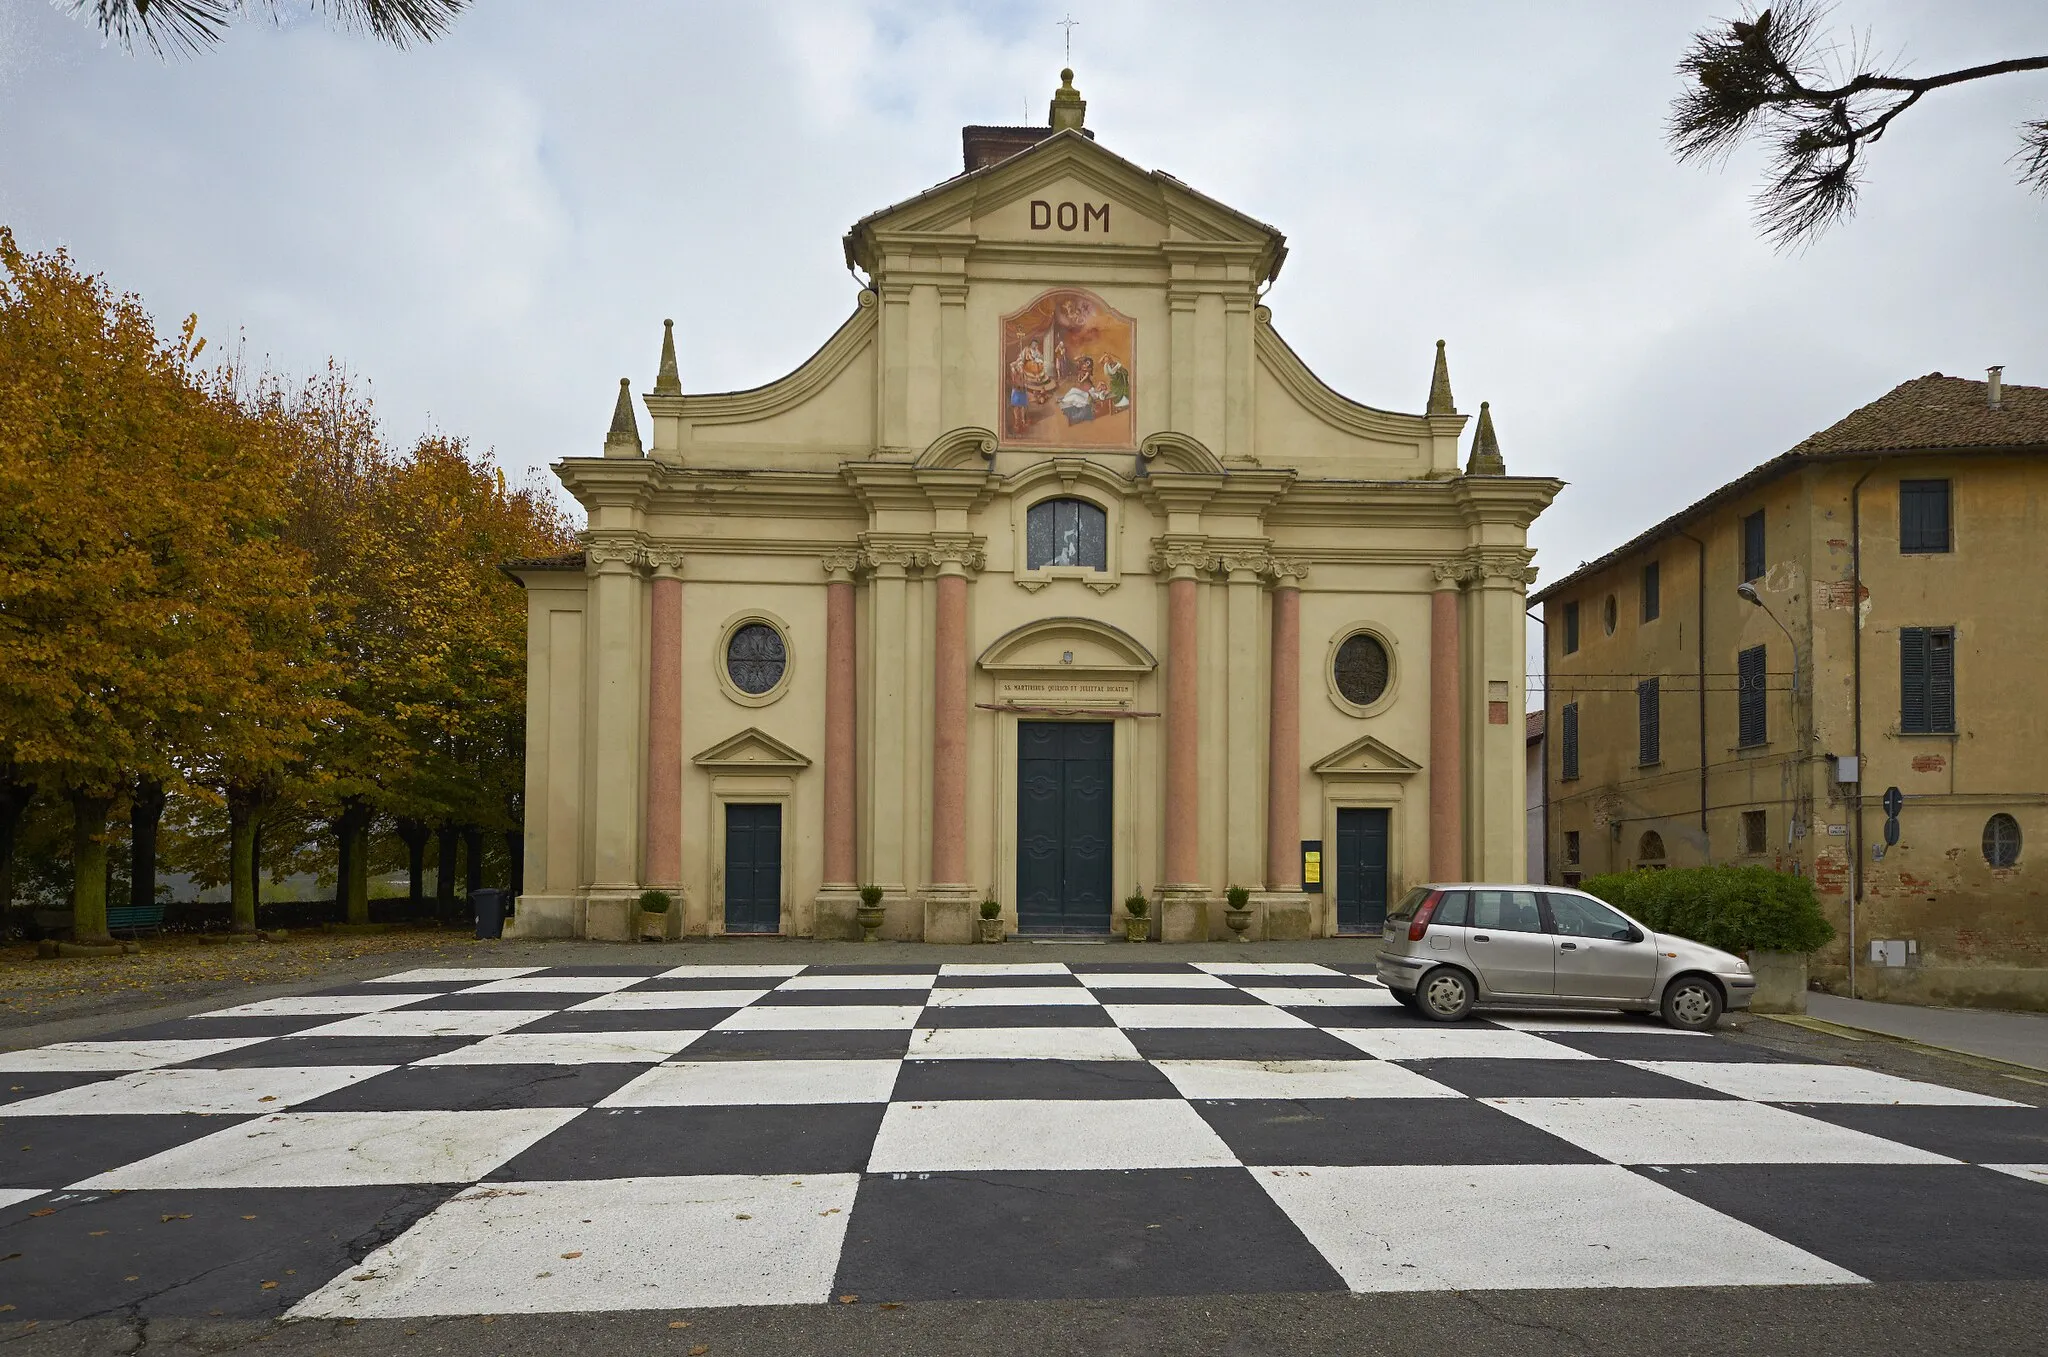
top-left (1223, 884), bottom-right (1253, 941)
top-left (1123, 892), bottom-right (1151, 943)
top-left (856, 884), bottom-right (886, 944)
top-left (978, 895), bottom-right (1004, 944)
top-left (1582, 865), bottom-right (1834, 1014)
top-left (637, 889), bottom-right (673, 942)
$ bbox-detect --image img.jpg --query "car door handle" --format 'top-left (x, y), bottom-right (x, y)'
top-left (1472, 935), bottom-right (1490, 943)
top-left (1558, 942), bottom-right (1578, 951)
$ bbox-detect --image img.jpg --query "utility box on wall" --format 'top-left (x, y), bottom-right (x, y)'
top-left (1869, 939), bottom-right (1918, 968)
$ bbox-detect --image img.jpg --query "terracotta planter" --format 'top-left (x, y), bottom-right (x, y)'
top-left (1125, 916), bottom-right (1150, 943)
top-left (857, 905), bottom-right (887, 944)
top-left (1224, 907), bottom-right (1254, 941)
top-left (978, 917), bottom-right (1004, 944)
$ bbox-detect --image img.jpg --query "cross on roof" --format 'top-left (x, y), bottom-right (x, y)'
top-left (1057, 13), bottom-right (1078, 65)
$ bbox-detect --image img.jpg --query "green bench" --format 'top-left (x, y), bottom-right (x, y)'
top-left (106, 903), bottom-right (166, 938)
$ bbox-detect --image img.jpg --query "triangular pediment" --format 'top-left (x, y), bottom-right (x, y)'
top-left (1310, 733), bottom-right (1424, 778)
top-left (845, 131), bottom-right (1286, 277)
top-left (692, 727), bottom-right (812, 772)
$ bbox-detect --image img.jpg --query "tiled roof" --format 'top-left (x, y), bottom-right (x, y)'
top-left (1531, 373), bottom-right (2047, 605)
top-left (500, 551), bottom-right (585, 577)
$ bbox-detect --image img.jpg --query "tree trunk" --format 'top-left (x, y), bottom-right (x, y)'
top-left (435, 822), bottom-right (458, 917)
top-left (397, 818), bottom-right (429, 909)
top-left (333, 809), bottom-right (354, 925)
top-left (129, 778), bottom-right (164, 911)
top-left (0, 775), bottom-right (30, 918)
top-left (227, 789), bottom-right (262, 933)
top-left (505, 829), bottom-right (525, 900)
top-left (252, 818), bottom-right (264, 908)
top-left (341, 798), bottom-right (372, 925)
top-left (463, 824), bottom-right (484, 898)
top-left (71, 787), bottom-right (117, 944)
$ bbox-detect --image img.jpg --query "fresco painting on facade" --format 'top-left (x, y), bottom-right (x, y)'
top-left (1002, 288), bottom-right (1135, 447)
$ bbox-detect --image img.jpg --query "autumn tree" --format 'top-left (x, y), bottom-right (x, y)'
top-left (1671, 2), bottom-right (2048, 245)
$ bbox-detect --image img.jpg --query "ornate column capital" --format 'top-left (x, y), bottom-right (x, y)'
top-left (1148, 537), bottom-right (1212, 581)
top-left (1430, 558), bottom-right (1477, 590)
top-left (859, 540), bottom-right (920, 579)
top-left (924, 537), bottom-right (986, 580)
top-left (820, 549), bottom-right (863, 583)
top-left (1471, 548), bottom-right (1540, 590)
top-left (585, 536), bottom-right (645, 576)
top-left (1214, 548), bottom-right (1270, 583)
top-left (642, 545), bottom-right (686, 580)
top-left (1264, 558), bottom-right (1311, 588)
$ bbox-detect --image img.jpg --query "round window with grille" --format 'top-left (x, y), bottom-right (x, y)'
top-left (1983, 813), bottom-right (2022, 868)
top-left (1333, 633), bottom-right (1391, 708)
top-left (725, 622), bottom-right (788, 696)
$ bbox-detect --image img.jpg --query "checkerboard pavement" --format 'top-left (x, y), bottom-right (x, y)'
top-left (4, 959), bottom-right (2045, 1318)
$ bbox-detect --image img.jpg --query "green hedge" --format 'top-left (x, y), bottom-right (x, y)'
top-left (1581, 865), bottom-right (1834, 955)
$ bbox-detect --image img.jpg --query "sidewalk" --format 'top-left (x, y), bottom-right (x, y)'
top-left (1801, 992), bottom-right (2048, 1073)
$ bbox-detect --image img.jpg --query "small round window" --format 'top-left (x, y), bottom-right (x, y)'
top-left (1983, 813), bottom-right (2022, 868)
top-left (725, 622), bottom-right (787, 695)
top-left (1334, 633), bottom-right (1390, 707)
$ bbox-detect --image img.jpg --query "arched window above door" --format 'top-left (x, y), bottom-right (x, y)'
top-left (1025, 498), bottom-right (1107, 571)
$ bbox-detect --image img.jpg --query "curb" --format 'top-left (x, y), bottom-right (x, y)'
top-left (1756, 1013), bottom-right (2048, 1086)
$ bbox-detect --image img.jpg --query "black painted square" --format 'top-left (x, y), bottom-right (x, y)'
top-left (493, 1104), bottom-right (887, 1179)
top-left (289, 1063), bottom-right (649, 1112)
top-left (1193, 1097), bottom-right (1605, 1167)
top-left (893, 1059), bottom-right (1176, 1102)
top-left (0, 1114), bottom-right (251, 1189)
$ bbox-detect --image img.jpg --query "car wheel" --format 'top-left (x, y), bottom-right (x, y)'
top-left (1661, 975), bottom-right (1723, 1031)
top-left (1415, 967), bottom-right (1475, 1022)
top-left (1391, 988), bottom-right (1419, 1011)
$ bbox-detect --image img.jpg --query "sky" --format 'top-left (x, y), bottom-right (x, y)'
top-left (4, 0), bottom-right (2044, 681)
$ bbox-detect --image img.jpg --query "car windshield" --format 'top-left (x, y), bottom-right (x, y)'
top-left (1385, 887), bottom-right (1432, 923)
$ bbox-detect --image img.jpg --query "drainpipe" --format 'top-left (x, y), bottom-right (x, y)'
top-left (1676, 529), bottom-right (1710, 860)
top-left (1527, 607), bottom-right (1548, 884)
top-left (1847, 463), bottom-right (1879, 1001)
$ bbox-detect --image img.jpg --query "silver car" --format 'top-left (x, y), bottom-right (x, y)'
top-left (1374, 883), bottom-right (1755, 1030)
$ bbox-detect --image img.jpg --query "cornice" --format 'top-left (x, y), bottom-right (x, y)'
top-left (1254, 315), bottom-right (1452, 449)
top-left (642, 296), bottom-right (876, 426)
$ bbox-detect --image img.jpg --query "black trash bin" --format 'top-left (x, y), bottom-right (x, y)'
top-left (472, 888), bottom-right (508, 940)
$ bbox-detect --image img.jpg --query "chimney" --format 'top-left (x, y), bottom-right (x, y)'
top-left (1987, 365), bottom-right (2004, 410)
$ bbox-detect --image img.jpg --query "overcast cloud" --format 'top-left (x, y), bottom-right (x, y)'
top-left (3, 1), bottom-right (2043, 671)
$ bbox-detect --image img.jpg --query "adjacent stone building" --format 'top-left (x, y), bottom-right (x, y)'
top-left (1534, 371), bottom-right (2048, 1009)
top-left (507, 73), bottom-right (1559, 944)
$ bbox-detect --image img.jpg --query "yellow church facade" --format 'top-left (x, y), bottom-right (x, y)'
top-left (506, 74), bottom-right (1560, 944)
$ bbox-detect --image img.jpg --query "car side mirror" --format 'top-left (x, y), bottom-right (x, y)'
top-left (1625, 926), bottom-right (1645, 944)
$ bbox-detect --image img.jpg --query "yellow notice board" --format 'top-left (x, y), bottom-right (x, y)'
top-left (1301, 842), bottom-right (1323, 892)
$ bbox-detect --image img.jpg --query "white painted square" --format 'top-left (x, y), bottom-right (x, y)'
top-left (1103, 1004), bottom-right (1311, 1030)
top-left (1485, 1097), bottom-right (1960, 1164)
top-left (1193, 962), bottom-right (1342, 977)
top-left (1494, 1016), bottom-right (1703, 1033)
top-left (0, 1189), bottom-right (48, 1210)
top-left (715, 1005), bottom-right (922, 1031)
top-left (1240, 986), bottom-right (1400, 1009)
top-left (367, 967), bottom-right (543, 984)
top-left (1330, 1028), bottom-right (1597, 1061)
top-left (905, 1026), bottom-right (1142, 1061)
top-left (1154, 1059), bottom-right (1464, 1101)
top-left (1626, 1061), bottom-right (2024, 1107)
top-left (0, 1038), bottom-right (269, 1072)
top-left (77, 1108), bottom-right (579, 1189)
top-left (774, 973), bottom-right (936, 992)
top-left (1986, 1164), bottom-right (2048, 1188)
top-left (2, 1065), bottom-right (390, 1116)
top-left (415, 1032), bottom-right (703, 1065)
top-left (461, 975), bottom-right (645, 994)
top-left (1257, 1163), bottom-right (1863, 1290)
top-left (868, 1098), bottom-right (1239, 1172)
top-left (291, 1173), bottom-right (861, 1316)
top-left (1075, 971), bottom-right (1232, 990)
top-left (570, 989), bottom-right (769, 1011)
top-left (602, 1059), bottom-right (901, 1107)
top-left (653, 964), bottom-right (806, 980)
top-left (938, 962), bottom-right (1070, 977)
top-left (295, 1010), bottom-right (552, 1038)
top-left (199, 994), bottom-right (427, 1018)
top-left (924, 986), bottom-right (1098, 1008)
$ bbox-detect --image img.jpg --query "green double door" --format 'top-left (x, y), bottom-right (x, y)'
top-left (1335, 806), bottom-right (1390, 934)
top-left (723, 803), bottom-right (781, 935)
top-left (1016, 721), bottom-right (1114, 936)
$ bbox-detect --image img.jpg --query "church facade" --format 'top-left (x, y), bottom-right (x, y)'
top-left (506, 73), bottom-right (1560, 944)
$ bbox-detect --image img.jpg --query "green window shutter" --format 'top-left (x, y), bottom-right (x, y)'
top-left (1637, 679), bottom-right (1660, 766)
top-left (1738, 644), bottom-right (1767, 747)
top-left (1900, 628), bottom-right (1929, 733)
top-left (1560, 702), bottom-right (1580, 780)
top-left (1929, 629), bottom-right (1956, 732)
top-left (1900, 480), bottom-right (1950, 553)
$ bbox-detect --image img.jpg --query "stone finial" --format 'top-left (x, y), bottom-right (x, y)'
top-left (1466, 400), bottom-right (1506, 476)
top-left (1426, 338), bottom-right (1456, 416)
top-left (1049, 67), bottom-right (1086, 132)
top-left (604, 377), bottom-right (643, 457)
top-left (654, 318), bottom-right (681, 396)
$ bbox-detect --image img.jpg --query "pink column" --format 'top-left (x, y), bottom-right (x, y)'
top-left (1164, 572), bottom-right (1201, 886)
top-left (822, 562), bottom-right (858, 888)
top-left (1429, 572), bottom-right (1465, 881)
top-left (1265, 575), bottom-right (1302, 890)
top-left (929, 566), bottom-right (970, 886)
top-left (643, 558), bottom-right (685, 886)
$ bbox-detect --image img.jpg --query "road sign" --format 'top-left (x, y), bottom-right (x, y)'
top-left (1884, 817), bottom-right (1901, 847)
top-left (1882, 786), bottom-right (1904, 817)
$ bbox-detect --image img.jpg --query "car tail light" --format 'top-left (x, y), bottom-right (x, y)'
top-left (1407, 890), bottom-right (1443, 943)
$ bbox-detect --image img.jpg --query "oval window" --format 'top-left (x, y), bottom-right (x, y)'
top-left (1603, 594), bottom-right (1618, 635)
top-left (725, 622), bottom-right (787, 695)
top-left (1334, 633), bottom-right (1390, 707)
top-left (1983, 813), bottom-right (2022, 868)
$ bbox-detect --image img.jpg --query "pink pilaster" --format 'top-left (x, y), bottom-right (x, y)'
top-left (929, 567), bottom-right (970, 887)
top-left (1265, 577), bottom-right (1302, 889)
top-left (1164, 572), bottom-right (1201, 886)
top-left (1429, 573), bottom-right (1465, 881)
top-left (822, 566), bottom-right (858, 888)
top-left (643, 562), bottom-right (684, 887)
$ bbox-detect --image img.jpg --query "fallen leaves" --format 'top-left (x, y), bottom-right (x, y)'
top-left (25, 1210), bottom-right (52, 1219)
top-left (259, 1281), bottom-right (278, 1290)
top-left (160, 1213), bottom-right (192, 1223)
top-left (688, 1346), bottom-right (709, 1355)
top-left (667, 1320), bottom-right (690, 1329)
top-left (837, 1294), bottom-right (858, 1305)
top-left (559, 1251), bottom-right (582, 1259)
